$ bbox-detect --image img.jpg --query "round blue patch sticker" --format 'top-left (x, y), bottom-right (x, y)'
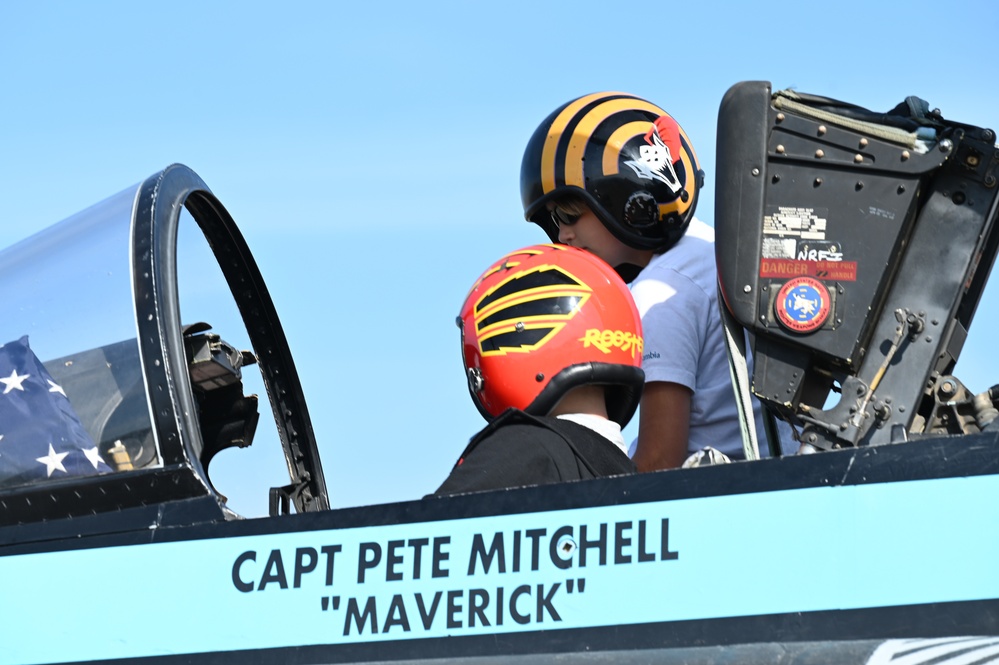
top-left (775, 276), bottom-right (830, 333)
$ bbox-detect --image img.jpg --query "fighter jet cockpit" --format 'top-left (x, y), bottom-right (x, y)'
top-left (0, 164), bottom-right (328, 529)
top-left (2, 86), bottom-right (998, 665)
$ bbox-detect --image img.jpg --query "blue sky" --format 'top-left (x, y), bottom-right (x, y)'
top-left (2, 1), bottom-right (997, 515)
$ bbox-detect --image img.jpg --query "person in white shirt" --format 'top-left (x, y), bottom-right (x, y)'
top-left (519, 92), bottom-right (780, 471)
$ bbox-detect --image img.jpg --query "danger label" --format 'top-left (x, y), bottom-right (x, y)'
top-left (760, 259), bottom-right (857, 282)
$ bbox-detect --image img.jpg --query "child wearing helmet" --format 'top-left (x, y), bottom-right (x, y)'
top-left (520, 92), bottom-right (776, 471)
top-left (433, 244), bottom-right (644, 496)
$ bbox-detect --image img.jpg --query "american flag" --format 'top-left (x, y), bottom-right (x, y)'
top-left (0, 335), bottom-right (111, 489)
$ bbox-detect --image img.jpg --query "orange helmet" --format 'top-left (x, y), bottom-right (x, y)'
top-left (521, 92), bottom-right (704, 252)
top-left (458, 244), bottom-right (644, 427)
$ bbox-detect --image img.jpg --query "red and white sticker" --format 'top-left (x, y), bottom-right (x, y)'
top-left (775, 277), bottom-right (831, 333)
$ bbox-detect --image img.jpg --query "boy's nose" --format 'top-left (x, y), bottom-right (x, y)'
top-left (558, 225), bottom-right (574, 244)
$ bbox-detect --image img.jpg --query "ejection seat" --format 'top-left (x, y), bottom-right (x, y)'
top-left (715, 82), bottom-right (999, 454)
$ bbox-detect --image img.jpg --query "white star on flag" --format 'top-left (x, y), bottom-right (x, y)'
top-left (36, 443), bottom-right (69, 477)
top-left (83, 447), bottom-right (105, 470)
top-left (47, 379), bottom-right (66, 397)
top-left (0, 369), bottom-right (30, 394)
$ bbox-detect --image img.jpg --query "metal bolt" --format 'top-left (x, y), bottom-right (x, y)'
top-left (814, 177), bottom-right (823, 187)
top-left (751, 167), bottom-right (760, 176)
top-left (515, 322), bottom-right (525, 332)
top-left (776, 113), bottom-right (785, 123)
top-left (939, 139), bottom-right (953, 153)
top-left (854, 154), bottom-right (863, 163)
top-left (776, 144), bottom-right (785, 154)
top-left (818, 125), bottom-right (827, 135)
top-left (743, 285), bottom-right (752, 293)
top-left (856, 181), bottom-right (865, 190)
top-left (859, 138), bottom-right (869, 148)
top-left (898, 185), bottom-right (906, 194)
top-left (901, 150), bottom-right (910, 161)
top-left (815, 149), bottom-right (825, 159)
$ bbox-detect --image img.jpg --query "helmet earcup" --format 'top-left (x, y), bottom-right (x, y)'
top-left (623, 191), bottom-right (659, 230)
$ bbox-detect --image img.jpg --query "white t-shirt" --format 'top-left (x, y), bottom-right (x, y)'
top-left (628, 218), bottom-right (770, 459)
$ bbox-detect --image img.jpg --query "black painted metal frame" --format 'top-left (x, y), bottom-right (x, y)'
top-left (132, 164), bottom-right (329, 514)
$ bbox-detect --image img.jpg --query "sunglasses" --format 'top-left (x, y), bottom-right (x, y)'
top-left (550, 207), bottom-right (582, 228)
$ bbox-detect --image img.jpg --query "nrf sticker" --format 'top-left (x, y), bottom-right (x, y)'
top-left (775, 277), bottom-right (830, 333)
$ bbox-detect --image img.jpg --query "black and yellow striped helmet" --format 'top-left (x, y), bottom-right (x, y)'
top-left (520, 92), bottom-right (704, 252)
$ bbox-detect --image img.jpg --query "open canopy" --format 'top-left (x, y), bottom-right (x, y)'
top-left (0, 164), bottom-right (328, 527)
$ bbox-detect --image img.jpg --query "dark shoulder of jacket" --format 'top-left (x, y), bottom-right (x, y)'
top-left (449, 408), bottom-right (570, 471)
top-left (431, 410), bottom-right (577, 496)
top-left (540, 417), bottom-right (637, 479)
top-left (452, 407), bottom-right (538, 468)
top-left (459, 409), bottom-right (635, 479)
